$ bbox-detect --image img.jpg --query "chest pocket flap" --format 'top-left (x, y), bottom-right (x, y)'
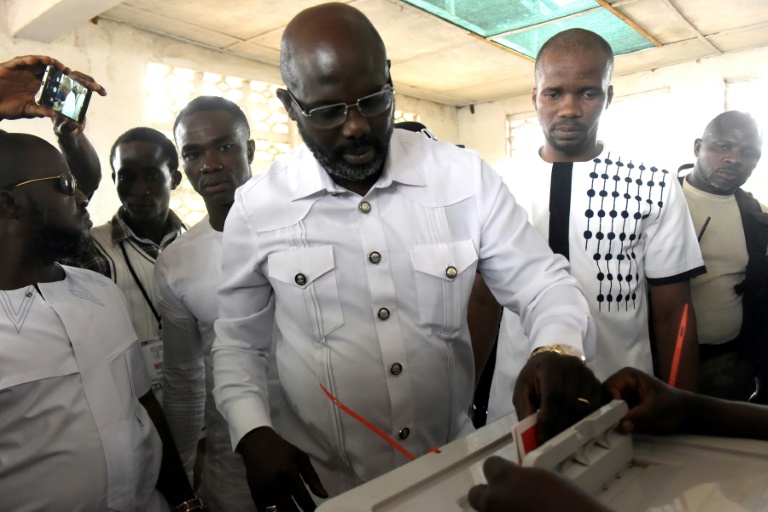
top-left (269, 245), bottom-right (336, 288)
top-left (410, 240), bottom-right (478, 334)
top-left (268, 245), bottom-right (343, 340)
top-left (411, 240), bottom-right (478, 280)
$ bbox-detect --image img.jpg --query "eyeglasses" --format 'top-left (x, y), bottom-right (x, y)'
top-left (286, 85), bottom-right (395, 129)
top-left (10, 173), bottom-right (78, 196)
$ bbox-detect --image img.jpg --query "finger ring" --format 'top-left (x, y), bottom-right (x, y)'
top-left (266, 506), bottom-right (278, 512)
top-left (577, 397), bottom-right (590, 405)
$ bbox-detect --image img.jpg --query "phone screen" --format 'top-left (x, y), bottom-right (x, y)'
top-left (35, 66), bottom-right (93, 123)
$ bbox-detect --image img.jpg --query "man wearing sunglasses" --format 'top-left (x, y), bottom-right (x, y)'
top-left (212, 4), bottom-right (599, 510)
top-left (0, 132), bottom-right (200, 511)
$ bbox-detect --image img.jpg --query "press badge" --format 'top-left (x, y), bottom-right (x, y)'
top-left (140, 337), bottom-right (164, 391)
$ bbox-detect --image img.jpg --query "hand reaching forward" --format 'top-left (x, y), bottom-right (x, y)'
top-left (237, 427), bottom-right (328, 512)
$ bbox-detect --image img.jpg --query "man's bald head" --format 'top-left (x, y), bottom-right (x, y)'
top-left (280, 3), bottom-right (388, 94)
top-left (702, 111), bottom-right (762, 142)
top-left (690, 110), bottom-right (763, 195)
top-left (0, 133), bottom-right (67, 190)
top-left (535, 29), bottom-right (614, 86)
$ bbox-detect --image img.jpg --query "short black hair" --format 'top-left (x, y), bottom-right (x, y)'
top-left (173, 96), bottom-right (250, 140)
top-left (109, 127), bottom-right (178, 173)
top-left (535, 29), bottom-right (614, 85)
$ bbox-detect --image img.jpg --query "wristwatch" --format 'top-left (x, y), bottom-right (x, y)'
top-left (174, 496), bottom-right (206, 512)
top-left (529, 344), bottom-right (585, 362)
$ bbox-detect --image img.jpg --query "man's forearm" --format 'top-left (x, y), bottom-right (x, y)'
top-left (56, 131), bottom-right (101, 198)
top-left (681, 391), bottom-right (768, 439)
top-left (650, 283), bottom-right (699, 391)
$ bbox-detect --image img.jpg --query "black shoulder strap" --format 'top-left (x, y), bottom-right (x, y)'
top-left (735, 188), bottom-right (768, 257)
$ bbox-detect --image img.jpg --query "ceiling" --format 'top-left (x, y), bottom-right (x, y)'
top-left (99, 0), bottom-right (768, 106)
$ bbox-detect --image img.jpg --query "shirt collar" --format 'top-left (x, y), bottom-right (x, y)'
top-left (290, 130), bottom-right (427, 201)
top-left (111, 207), bottom-right (186, 247)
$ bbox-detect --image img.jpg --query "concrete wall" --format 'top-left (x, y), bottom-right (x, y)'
top-left (0, 15), bottom-right (458, 223)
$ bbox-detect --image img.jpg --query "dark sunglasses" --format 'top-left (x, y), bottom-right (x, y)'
top-left (10, 173), bottom-right (78, 196)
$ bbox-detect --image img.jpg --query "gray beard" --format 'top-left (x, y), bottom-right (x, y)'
top-left (298, 122), bottom-right (393, 183)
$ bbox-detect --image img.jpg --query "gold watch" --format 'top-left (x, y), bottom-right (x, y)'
top-left (529, 344), bottom-right (586, 362)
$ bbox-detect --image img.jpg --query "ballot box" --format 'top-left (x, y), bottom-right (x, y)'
top-left (316, 401), bottom-right (768, 512)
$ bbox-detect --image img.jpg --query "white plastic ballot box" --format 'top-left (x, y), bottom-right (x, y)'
top-left (316, 401), bottom-right (768, 511)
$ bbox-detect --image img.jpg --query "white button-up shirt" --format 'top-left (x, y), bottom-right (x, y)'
top-left (0, 267), bottom-right (165, 511)
top-left (213, 129), bottom-right (593, 494)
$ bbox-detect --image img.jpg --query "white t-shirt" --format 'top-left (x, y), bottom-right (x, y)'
top-left (488, 147), bottom-right (704, 421)
top-left (155, 217), bottom-right (281, 511)
top-left (213, 129), bottom-right (593, 495)
top-left (0, 266), bottom-right (166, 511)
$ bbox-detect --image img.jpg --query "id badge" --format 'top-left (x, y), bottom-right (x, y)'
top-left (140, 337), bottom-right (164, 391)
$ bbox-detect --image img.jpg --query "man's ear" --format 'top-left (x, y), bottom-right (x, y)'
top-left (247, 139), bottom-right (255, 164)
top-left (276, 89), bottom-right (297, 121)
top-left (0, 190), bottom-right (21, 219)
top-left (531, 87), bottom-right (537, 111)
top-left (693, 138), bottom-right (702, 157)
top-left (606, 85), bottom-right (614, 109)
top-left (170, 169), bottom-right (182, 190)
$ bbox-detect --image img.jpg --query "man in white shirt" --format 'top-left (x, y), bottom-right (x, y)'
top-left (680, 111), bottom-right (767, 402)
top-left (61, 127), bottom-right (187, 398)
top-left (488, 29), bottom-right (705, 423)
top-left (213, 4), bottom-right (600, 509)
top-left (0, 132), bottom-right (200, 511)
top-left (155, 96), bottom-right (266, 510)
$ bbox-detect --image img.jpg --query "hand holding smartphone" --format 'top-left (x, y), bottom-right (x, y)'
top-left (34, 65), bottom-right (94, 123)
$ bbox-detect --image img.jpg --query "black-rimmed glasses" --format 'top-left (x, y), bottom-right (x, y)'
top-left (10, 173), bottom-right (78, 196)
top-left (286, 85), bottom-right (395, 129)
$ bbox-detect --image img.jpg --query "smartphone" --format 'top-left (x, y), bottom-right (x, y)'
top-left (34, 65), bottom-right (92, 123)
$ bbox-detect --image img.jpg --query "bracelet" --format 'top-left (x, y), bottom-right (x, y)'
top-left (529, 344), bottom-right (585, 362)
top-left (174, 496), bottom-right (205, 512)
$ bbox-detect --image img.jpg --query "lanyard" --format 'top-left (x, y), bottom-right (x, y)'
top-left (119, 241), bottom-right (162, 330)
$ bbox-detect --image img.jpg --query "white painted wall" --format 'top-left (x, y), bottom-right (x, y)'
top-left (0, 15), bottom-right (458, 223)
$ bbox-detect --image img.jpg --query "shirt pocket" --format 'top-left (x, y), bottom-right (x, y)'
top-left (411, 240), bottom-right (479, 334)
top-left (268, 245), bottom-right (344, 341)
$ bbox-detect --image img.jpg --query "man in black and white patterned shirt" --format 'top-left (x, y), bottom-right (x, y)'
top-left (488, 29), bottom-right (706, 422)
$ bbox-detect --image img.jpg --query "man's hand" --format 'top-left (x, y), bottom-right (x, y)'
top-left (468, 456), bottom-right (611, 512)
top-left (0, 56), bottom-right (106, 121)
top-left (513, 352), bottom-right (601, 443)
top-left (53, 111), bottom-right (85, 137)
top-left (237, 427), bottom-right (328, 512)
top-left (602, 367), bottom-right (686, 435)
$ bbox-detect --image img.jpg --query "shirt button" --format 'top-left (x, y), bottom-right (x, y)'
top-left (390, 363), bottom-right (403, 375)
top-left (359, 201), bottom-right (372, 214)
top-left (295, 273), bottom-right (307, 286)
top-left (25, 291), bottom-right (33, 297)
top-left (445, 266), bottom-right (458, 279)
top-left (399, 427), bottom-right (410, 440)
top-left (369, 251), bottom-right (382, 264)
top-left (378, 308), bottom-right (390, 320)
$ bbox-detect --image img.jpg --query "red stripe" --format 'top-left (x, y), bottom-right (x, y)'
top-left (319, 383), bottom-right (417, 461)
top-left (668, 303), bottom-right (689, 388)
